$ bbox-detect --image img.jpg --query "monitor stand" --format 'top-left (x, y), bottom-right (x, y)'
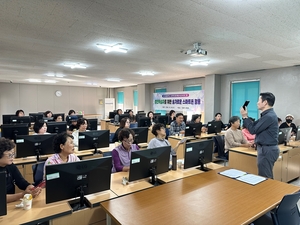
top-left (197, 160), bottom-right (211, 172)
top-left (93, 142), bottom-right (103, 155)
top-left (35, 147), bottom-right (41, 161)
top-left (149, 167), bottom-right (165, 186)
top-left (68, 186), bottom-right (90, 211)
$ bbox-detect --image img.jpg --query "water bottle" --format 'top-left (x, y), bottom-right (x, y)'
top-left (172, 154), bottom-right (177, 170)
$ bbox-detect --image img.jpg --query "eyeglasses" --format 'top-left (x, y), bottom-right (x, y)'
top-left (4, 152), bottom-right (15, 159)
top-left (123, 139), bottom-right (134, 144)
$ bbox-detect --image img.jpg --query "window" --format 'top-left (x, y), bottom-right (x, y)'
top-left (183, 85), bottom-right (202, 91)
top-left (154, 88), bottom-right (167, 115)
top-left (133, 90), bottom-right (138, 112)
top-left (231, 80), bottom-right (260, 120)
top-left (117, 91), bottom-right (124, 110)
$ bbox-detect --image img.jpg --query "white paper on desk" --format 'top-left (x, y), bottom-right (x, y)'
top-left (236, 174), bottom-right (266, 185)
top-left (219, 169), bottom-right (247, 178)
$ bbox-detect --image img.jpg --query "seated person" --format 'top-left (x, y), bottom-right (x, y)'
top-left (169, 113), bottom-right (186, 136)
top-left (167, 110), bottom-right (176, 125)
top-left (225, 116), bottom-right (251, 158)
top-left (68, 109), bottom-right (76, 116)
top-left (201, 126), bottom-right (208, 134)
top-left (68, 115), bottom-right (78, 133)
top-left (15, 109), bottom-right (25, 117)
top-left (44, 110), bottom-right (53, 118)
top-left (242, 117), bottom-right (255, 143)
top-left (147, 111), bottom-right (156, 126)
top-left (54, 114), bottom-right (63, 122)
top-left (191, 114), bottom-right (201, 123)
top-left (112, 117), bottom-right (130, 143)
top-left (148, 123), bottom-right (185, 160)
top-left (33, 119), bottom-right (50, 135)
top-left (72, 118), bottom-right (88, 147)
top-left (114, 109), bottom-right (123, 124)
top-left (128, 110), bottom-right (136, 123)
top-left (112, 128), bottom-right (139, 173)
top-left (211, 112), bottom-right (228, 130)
top-left (279, 114), bottom-right (297, 135)
top-left (43, 132), bottom-right (80, 179)
top-left (0, 137), bottom-right (42, 203)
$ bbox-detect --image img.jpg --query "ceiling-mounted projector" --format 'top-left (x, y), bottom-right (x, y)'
top-left (185, 43), bottom-right (207, 56)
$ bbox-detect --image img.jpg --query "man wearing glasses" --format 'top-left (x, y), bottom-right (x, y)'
top-left (0, 137), bottom-right (42, 203)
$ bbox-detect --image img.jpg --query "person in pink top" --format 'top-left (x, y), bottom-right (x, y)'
top-left (43, 132), bottom-right (80, 179)
top-left (242, 117), bottom-right (256, 144)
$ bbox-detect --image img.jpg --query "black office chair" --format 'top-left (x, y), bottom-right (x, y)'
top-left (271, 192), bottom-right (300, 225)
top-left (32, 161), bottom-right (45, 186)
top-left (213, 135), bottom-right (228, 166)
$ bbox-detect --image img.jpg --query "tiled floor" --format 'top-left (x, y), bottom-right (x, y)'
top-left (289, 177), bottom-right (300, 187)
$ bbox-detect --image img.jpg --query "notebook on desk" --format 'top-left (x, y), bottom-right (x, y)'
top-left (219, 169), bottom-right (267, 185)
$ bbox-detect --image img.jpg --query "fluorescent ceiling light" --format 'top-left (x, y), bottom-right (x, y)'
top-left (63, 63), bottom-right (87, 69)
top-left (87, 82), bottom-right (98, 86)
top-left (45, 73), bottom-right (65, 78)
top-left (28, 79), bottom-right (41, 83)
top-left (138, 71), bottom-right (155, 76)
top-left (106, 78), bottom-right (121, 82)
top-left (96, 43), bottom-right (128, 53)
top-left (190, 60), bottom-right (209, 66)
top-left (44, 80), bottom-right (57, 83)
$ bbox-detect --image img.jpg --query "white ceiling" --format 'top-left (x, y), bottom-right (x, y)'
top-left (1, 0), bottom-right (300, 88)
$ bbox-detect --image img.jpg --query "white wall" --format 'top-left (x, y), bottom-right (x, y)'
top-left (0, 82), bottom-right (108, 124)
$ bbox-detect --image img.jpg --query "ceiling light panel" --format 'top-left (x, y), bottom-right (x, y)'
top-left (97, 43), bottom-right (128, 53)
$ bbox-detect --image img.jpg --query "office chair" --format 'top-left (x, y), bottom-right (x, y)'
top-left (129, 123), bottom-right (138, 128)
top-left (109, 133), bottom-right (115, 143)
top-left (271, 192), bottom-right (300, 225)
top-left (32, 161), bottom-right (45, 186)
top-left (213, 135), bottom-right (227, 166)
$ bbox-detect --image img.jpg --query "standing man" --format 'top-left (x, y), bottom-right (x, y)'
top-left (240, 92), bottom-right (279, 179)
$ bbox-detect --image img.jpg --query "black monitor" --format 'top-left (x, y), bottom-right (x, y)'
top-left (2, 114), bottom-right (15, 124)
top-left (52, 113), bottom-right (65, 121)
top-left (66, 115), bottom-right (83, 123)
top-left (153, 113), bottom-right (161, 121)
top-left (43, 117), bottom-right (54, 122)
top-left (87, 119), bottom-right (98, 130)
top-left (129, 146), bottom-right (171, 185)
top-left (10, 116), bottom-right (31, 127)
top-left (185, 123), bottom-right (202, 137)
top-left (279, 127), bottom-right (292, 145)
top-left (136, 113), bottom-right (146, 122)
top-left (184, 139), bottom-right (213, 172)
top-left (207, 121), bottom-right (222, 134)
top-left (0, 171), bottom-right (7, 216)
top-left (183, 115), bottom-right (187, 123)
top-left (29, 113), bottom-right (43, 123)
top-left (47, 121), bottom-right (67, 134)
top-left (137, 111), bottom-right (144, 114)
top-left (15, 134), bottom-right (56, 161)
top-left (108, 111), bottom-right (116, 119)
top-left (78, 130), bottom-right (110, 154)
top-left (278, 130), bottom-right (285, 145)
top-left (118, 114), bottom-right (129, 123)
top-left (45, 157), bottom-right (112, 210)
top-left (1, 124), bottom-right (29, 140)
top-left (157, 115), bottom-right (168, 126)
top-left (138, 117), bottom-right (151, 127)
top-left (131, 127), bottom-right (148, 144)
top-left (295, 126), bottom-right (300, 141)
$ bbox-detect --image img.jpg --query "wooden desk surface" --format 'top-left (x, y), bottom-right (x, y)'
top-left (2, 191), bottom-right (72, 225)
top-left (288, 140), bottom-right (300, 147)
top-left (101, 167), bottom-right (300, 225)
top-left (158, 162), bottom-right (223, 183)
top-left (110, 171), bottom-right (153, 196)
top-left (84, 190), bottom-right (117, 208)
top-left (229, 145), bottom-right (292, 156)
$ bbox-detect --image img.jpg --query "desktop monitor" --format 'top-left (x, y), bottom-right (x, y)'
top-left (129, 146), bottom-right (171, 185)
top-left (2, 114), bottom-right (16, 124)
top-left (278, 130), bottom-right (285, 145)
top-left (45, 157), bottom-right (112, 210)
top-left (29, 113), bottom-right (43, 123)
top-left (118, 114), bottom-right (129, 123)
top-left (279, 127), bottom-right (292, 145)
top-left (207, 121), bottom-right (222, 134)
top-left (136, 113), bottom-right (146, 122)
top-left (1, 124), bottom-right (29, 140)
top-left (78, 130), bottom-right (110, 153)
top-left (0, 171), bottom-right (7, 216)
top-left (157, 115), bottom-right (168, 126)
top-left (43, 117), bottom-right (54, 122)
top-left (66, 115), bottom-right (83, 123)
top-left (15, 134), bottom-right (56, 160)
top-left (131, 127), bottom-right (148, 144)
top-left (47, 121), bottom-right (67, 134)
top-left (108, 111), bottom-right (116, 119)
top-left (183, 115), bottom-right (187, 123)
top-left (52, 113), bottom-right (65, 121)
top-left (296, 126), bottom-right (300, 141)
top-left (87, 118), bottom-right (98, 130)
top-left (10, 116), bottom-right (31, 127)
top-left (185, 123), bottom-right (202, 137)
top-left (137, 117), bottom-right (151, 127)
top-left (184, 139), bottom-right (213, 172)
top-left (153, 113), bottom-right (161, 121)
top-left (137, 111), bottom-right (145, 114)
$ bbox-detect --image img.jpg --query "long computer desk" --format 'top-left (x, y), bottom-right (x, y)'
top-left (101, 166), bottom-right (300, 225)
top-left (228, 144), bottom-right (300, 183)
